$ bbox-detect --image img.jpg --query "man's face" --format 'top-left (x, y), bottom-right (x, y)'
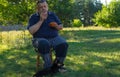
top-left (37, 2), bottom-right (48, 14)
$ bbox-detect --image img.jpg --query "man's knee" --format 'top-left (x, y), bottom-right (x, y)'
top-left (55, 42), bottom-right (68, 57)
top-left (60, 43), bottom-right (68, 50)
top-left (32, 38), bottom-right (50, 54)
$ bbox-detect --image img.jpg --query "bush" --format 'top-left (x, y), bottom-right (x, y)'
top-left (72, 19), bottom-right (83, 27)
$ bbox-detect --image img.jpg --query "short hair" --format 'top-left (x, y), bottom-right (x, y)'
top-left (37, 0), bottom-right (47, 4)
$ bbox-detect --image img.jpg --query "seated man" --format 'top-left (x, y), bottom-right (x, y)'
top-left (27, 0), bottom-right (68, 77)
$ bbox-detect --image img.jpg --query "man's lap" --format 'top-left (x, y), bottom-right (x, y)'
top-left (32, 36), bottom-right (67, 48)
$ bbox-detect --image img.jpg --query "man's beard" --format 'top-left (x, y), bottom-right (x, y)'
top-left (41, 10), bottom-right (48, 14)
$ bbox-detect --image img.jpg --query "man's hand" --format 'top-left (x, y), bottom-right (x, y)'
top-left (40, 12), bottom-right (48, 21)
top-left (49, 22), bottom-right (57, 27)
top-left (49, 22), bottom-right (63, 30)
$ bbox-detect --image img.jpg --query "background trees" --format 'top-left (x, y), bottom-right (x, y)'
top-left (0, 0), bottom-right (35, 25)
top-left (74, 0), bottom-right (102, 26)
top-left (0, 0), bottom-right (120, 27)
top-left (93, 0), bottom-right (120, 27)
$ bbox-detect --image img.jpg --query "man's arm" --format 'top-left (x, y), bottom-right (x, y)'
top-left (28, 12), bottom-right (47, 35)
top-left (28, 20), bottom-right (43, 35)
top-left (52, 13), bottom-right (63, 30)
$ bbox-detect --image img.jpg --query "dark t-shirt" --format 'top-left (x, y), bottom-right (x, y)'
top-left (27, 12), bottom-right (62, 38)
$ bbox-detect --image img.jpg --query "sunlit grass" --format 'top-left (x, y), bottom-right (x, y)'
top-left (0, 45), bottom-right (9, 53)
top-left (63, 26), bottom-right (120, 31)
top-left (102, 38), bottom-right (120, 43)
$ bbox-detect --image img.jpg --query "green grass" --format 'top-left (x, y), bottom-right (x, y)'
top-left (0, 27), bottom-right (120, 77)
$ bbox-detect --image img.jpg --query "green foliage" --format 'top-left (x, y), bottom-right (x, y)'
top-left (93, 0), bottom-right (120, 27)
top-left (74, 0), bottom-right (102, 26)
top-left (72, 19), bottom-right (83, 27)
top-left (0, 0), bottom-right (35, 26)
top-left (0, 0), bottom-right (75, 26)
top-left (93, 6), bottom-right (110, 27)
top-left (0, 0), bottom-right (103, 27)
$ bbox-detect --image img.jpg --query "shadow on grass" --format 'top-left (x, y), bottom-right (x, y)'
top-left (61, 30), bottom-right (120, 43)
top-left (62, 29), bottom-right (120, 52)
top-left (1, 42), bottom-right (119, 77)
top-left (0, 46), bottom-right (37, 77)
top-left (64, 41), bottom-right (120, 77)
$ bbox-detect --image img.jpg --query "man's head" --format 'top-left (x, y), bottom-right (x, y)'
top-left (36, 0), bottom-right (48, 14)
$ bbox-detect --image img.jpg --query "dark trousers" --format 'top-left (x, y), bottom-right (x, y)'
top-left (32, 36), bottom-right (68, 68)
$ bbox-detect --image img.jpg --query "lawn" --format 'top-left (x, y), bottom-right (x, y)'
top-left (0, 27), bottom-right (120, 77)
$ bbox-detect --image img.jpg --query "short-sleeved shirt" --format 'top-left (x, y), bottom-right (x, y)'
top-left (27, 11), bottom-right (62, 39)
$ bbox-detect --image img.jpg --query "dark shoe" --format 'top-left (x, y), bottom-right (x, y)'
top-left (33, 68), bottom-right (53, 77)
top-left (58, 65), bottom-right (67, 73)
top-left (52, 62), bottom-right (67, 73)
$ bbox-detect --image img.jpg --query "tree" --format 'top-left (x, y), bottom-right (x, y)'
top-left (93, 0), bottom-right (120, 27)
top-left (0, 0), bottom-right (35, 26)
top-left (74, 0), bottom-right (102, 26)
top-left (0, 0), bottom-right (74, 27)
top-left (0, 0), bottom-right (102, 27)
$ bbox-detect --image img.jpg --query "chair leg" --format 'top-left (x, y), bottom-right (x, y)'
top-left (36, 54), bottom-right (40, 71)
top-left (50, 51), bottom-right (53, 63)
top-left (36, 49), bottom-right (53, 72)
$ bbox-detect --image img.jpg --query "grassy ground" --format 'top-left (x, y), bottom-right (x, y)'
top-left (0, 27), bottom-right (120, 77)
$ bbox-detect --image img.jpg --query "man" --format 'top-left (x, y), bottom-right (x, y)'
top-left (27, 0), bottom-right (68, 77)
